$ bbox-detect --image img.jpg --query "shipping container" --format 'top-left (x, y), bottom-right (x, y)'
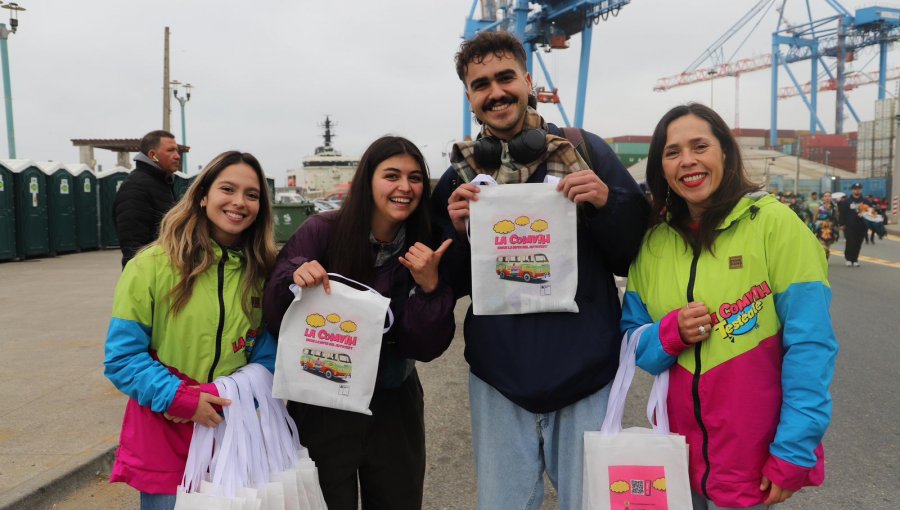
top-left (800, 134), bottom-right (851, 148)
top-left (610, 135), bottom-right (652, 144)
top-left (874, 118), bottom-right (894, 139)
top-left (732, 128), bottom-right (767, 137)
top-left (859, 120), bottom-right (875, 140)
top-left (875, 98), bottom-right (897, 119)
top-left (610, 143), bottom-right (650, 155)
top-left (737, 136), bottom-right (766, 148)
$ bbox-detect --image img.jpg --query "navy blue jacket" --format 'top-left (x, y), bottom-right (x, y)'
top-left (431, 126), bottom-right (649, 413)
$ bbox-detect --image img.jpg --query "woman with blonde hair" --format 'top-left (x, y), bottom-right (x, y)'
top-left (104, 151), bottom-right (278, 510)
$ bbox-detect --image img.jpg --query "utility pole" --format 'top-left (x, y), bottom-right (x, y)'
top-left (171, 81), bottom-right (192, 173)
top-left (0, 2), bottom-right (25, 159)
top-left (163, 27), bottom-right (171, 131)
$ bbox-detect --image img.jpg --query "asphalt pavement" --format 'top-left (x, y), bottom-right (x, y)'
top-left (2, 227), bottom-right (899, 509)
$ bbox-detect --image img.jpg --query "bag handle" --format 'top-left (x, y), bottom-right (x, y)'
top-left (289, 272), bottom-right (395, 334)
top-left (599, 324), bottom-right (647, 435)
top-left (464, 174), bottom-right (498, 242)
top-left (600, 323), bottom-right (672, 435)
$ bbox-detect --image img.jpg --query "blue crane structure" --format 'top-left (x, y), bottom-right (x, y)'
top-left (653, 1), bottom-right (900, 148)
top-left (459, 0), bottom-right (630, 139)
top-left (770, 2), bottom-right (900, 146)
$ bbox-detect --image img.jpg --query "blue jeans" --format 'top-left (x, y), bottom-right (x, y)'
top-left (469, 372), bottom-right (611, 510)
top-left (692, 491), bottom-right (770, 510)
top-left (140, 492), bottom-right (176, 510)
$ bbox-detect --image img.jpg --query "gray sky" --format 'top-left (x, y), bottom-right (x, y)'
top-left (4, 0), bottom-right (896, 184)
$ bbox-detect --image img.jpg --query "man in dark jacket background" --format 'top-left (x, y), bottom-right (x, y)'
top-left (838, 182), bottom-right (874, 267)
top-left (432, 31), bottom-right (648, 510)
top-left (113, 130), bottom-right (181, 268)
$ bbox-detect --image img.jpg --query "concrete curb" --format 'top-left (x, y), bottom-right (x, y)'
top-left (0, 441), bottom-right (117, 510)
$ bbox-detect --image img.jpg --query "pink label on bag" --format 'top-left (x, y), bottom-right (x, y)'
top-left (608, 465), bottom-right (668, 509)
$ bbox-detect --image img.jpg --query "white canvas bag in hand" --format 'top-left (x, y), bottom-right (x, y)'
top-left (468, 174), bottom-right (578, 315)
top-left (274, 273), bottom-right (393, 414)
top-left (582, 325), bottom-right (692, 510)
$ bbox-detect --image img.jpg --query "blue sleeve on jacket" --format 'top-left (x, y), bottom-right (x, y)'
top-left (771, 281), bottom-right (838, 467)
top-left (249, 329), bottom-right (276, 373)
top-left (104, 317), bottom-right (182, 413)
top-left (621, 290), bottom-right (677, 375)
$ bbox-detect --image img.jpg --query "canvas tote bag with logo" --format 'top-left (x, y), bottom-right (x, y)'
top-left (582, 325), bottom-right (692, 510)
top-left (468, 174), bottom-right (578, 315)
top-left (273, 273), bottom-right (392, 415)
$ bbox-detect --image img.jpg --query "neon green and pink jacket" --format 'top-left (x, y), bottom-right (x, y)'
top-left (104, 244), bottom-right (275, 494)
top-left (622, 194), bottom-right (838, 508)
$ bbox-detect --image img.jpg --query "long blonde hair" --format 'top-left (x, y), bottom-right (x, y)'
top-left (156, 151), bottom-right (277, 316)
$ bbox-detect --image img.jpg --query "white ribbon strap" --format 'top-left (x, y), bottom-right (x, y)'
top-left (600, 323), bottom-right (651, 435)
top-left (289, 272), bottom-right (395, 334)
top-left (464, 174), bottom-right (498, 242)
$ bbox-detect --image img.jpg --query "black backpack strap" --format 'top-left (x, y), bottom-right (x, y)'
top-left (560, 127), bottom-right (594, 171)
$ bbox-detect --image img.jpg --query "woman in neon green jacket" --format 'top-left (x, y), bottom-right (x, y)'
top-left (622, 104), bottom-right (838, 509)
top-left (104, 151), bottom-right (278, 510)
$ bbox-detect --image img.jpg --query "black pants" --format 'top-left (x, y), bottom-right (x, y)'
top-left (287, 370), bottom-right (426, 510)
top-left (844, 228), bottom-right (864, 263)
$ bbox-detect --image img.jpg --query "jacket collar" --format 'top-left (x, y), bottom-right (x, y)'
top-left (134, 158), bottom-right (175, 184)
top-left (717, 192), bottom-right (772, 230)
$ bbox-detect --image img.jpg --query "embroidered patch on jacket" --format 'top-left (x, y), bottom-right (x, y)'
top-left (729, 256), bottom-right (743, 269)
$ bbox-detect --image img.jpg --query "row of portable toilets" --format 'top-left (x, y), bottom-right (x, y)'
top-left (0, 159), bottom-right (199, 262)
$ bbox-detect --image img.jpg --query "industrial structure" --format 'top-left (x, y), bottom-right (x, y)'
top-left (285, 117), bottom-right (358, 198)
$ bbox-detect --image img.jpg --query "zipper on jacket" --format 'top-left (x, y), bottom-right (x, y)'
top-left (687, 249), bottom-right (713, 498)
top-left (207, 250), bottom-right (228, 383)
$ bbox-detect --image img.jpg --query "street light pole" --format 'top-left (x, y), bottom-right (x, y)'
top-left (0, 2), bottom-right (26, 159)
top-left (171, 81), bottom-right (192, 173)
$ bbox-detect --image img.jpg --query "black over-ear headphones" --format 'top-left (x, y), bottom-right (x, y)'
top-left (473, 127), bottom-right (548, 170)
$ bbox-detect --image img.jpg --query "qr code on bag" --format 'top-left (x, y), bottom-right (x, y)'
top-left (630, 479), bottom-right (651, 496)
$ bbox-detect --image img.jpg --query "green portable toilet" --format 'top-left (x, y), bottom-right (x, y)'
top-left (38, 161), bottom-right (78, 255)
top-left (66, 163), bottom-right (99, 251)
top-left (97, 166), bottom-right (130, 248)
top-left (3, 159), bottom-right (50, 259)
top-left (0, 161), bottom-right (14, 260)
top-left (272, 201), bottom-right (316, 243)
top-left (173, 170), bottom-right (197, 200)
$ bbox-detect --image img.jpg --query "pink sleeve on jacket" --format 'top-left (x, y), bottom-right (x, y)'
top-left (762, 444), bottom-right (826, 492)
top-left (165, 382), bottom-right (221, 420)
top-left (659, 309), bottom-right (691, 357)
top-left (166, 383), bottom-right (199, 420)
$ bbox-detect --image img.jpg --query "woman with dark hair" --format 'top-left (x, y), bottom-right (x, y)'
top-left (263, 135), bottom-right (456, 510)
top-left (104, 151), bottom-right (278, 509)
top-left (621, 104), bottom-right (838, 509)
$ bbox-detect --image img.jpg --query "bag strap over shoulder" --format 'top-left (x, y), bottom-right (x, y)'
top-left (560, 127), bottom-right (594, 171)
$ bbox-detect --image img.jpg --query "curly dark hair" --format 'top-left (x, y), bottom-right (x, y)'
top-left (455, 31), bottom-right (527, 83)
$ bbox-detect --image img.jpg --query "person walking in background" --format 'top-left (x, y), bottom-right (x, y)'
top-left (263, 136), bottom-right (456, 510)
top-left (807, 191), bottom-right (821, 218)
top-left (113, 130), bottom-right (181, 268)
top-left (622, 103), bottom-right (837, 509)
top-left (104, 151), bottom-right (277, 510)
top-left (838, 183), bottom-right (873, 266)
top-left (432, 31), bottom-right (648, 510)
top-left (814, 191), bottom-right (839, 259)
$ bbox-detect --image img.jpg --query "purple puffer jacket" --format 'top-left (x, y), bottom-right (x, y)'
top-left (263, 212), bottom-right (456, 388)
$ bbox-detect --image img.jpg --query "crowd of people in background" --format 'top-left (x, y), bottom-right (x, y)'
top-left (776, 188), bottom-right (889, 262)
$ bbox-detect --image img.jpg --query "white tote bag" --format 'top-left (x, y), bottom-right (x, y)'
top-left (582, 325), bottom-right (692, 510)
top-left (273, 273), bottom-right (393, 415)
top-left (468, 175), bottom-right (578, 315)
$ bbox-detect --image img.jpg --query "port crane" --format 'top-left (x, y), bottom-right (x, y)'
top-left (653, 0), bottom-right (900, 147)
top-left (459, 0), bottom-right (631, 138)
